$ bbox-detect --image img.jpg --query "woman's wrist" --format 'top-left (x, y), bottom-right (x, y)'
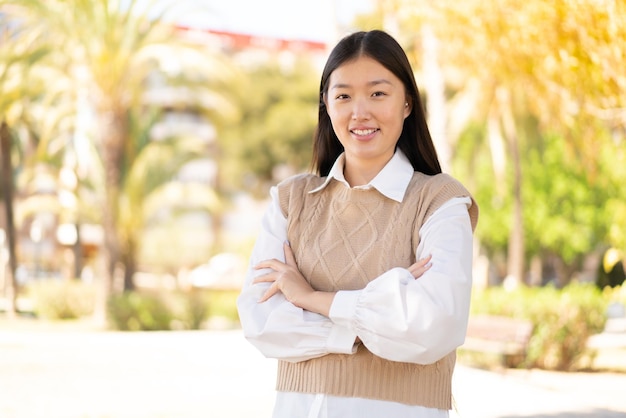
top-left (299, 290), bottom-right (336, 317)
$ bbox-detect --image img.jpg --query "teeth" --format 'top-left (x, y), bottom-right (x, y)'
top-left (352, 129), bottom-right (377, 135)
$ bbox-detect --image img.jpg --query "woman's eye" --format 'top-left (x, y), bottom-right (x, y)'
top-left (335, 94), bottom-right (349, 100)
top-left (372, 91), bottom-right (387, 97)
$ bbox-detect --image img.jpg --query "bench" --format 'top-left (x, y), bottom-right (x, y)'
top-left (461, 315), bottom-right (534, 368)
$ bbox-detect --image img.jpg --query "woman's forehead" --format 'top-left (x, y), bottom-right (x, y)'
top-left (329, 56), bottom-right (399, 88)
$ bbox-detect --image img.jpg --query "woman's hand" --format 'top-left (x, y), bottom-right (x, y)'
top-left (253, 245), bottom-right (431, 317)
top-left (253, 241), bottom-right (316, 307)
top-left (408, 254), bottom-right (432, 279)
top-left (253, 242), bottom-right (335, 316)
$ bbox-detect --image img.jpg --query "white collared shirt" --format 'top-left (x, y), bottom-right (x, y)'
top-left (308, 151), bottom-right (414, 203)
top-left (237, 150), bottom-right (474, 418)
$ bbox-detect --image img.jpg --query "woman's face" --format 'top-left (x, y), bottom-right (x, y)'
top-left (324, 55), bottom-right (410, 174)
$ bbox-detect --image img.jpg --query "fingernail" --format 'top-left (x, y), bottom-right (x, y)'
top-left (284, 240), bottom-right (291, 246)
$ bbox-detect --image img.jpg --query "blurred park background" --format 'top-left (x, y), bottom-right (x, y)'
top-left (1, 0), bottom-right (626, 381)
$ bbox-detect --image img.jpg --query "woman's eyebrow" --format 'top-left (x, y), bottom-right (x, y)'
top-left (330, 79), bottom-right (393, 90)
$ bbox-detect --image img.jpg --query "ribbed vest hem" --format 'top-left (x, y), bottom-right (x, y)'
top-left (276, 346), bottom-right (454, 410)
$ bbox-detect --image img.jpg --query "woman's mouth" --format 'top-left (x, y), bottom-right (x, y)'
top-left (351, 128), bottom-right (379, 138)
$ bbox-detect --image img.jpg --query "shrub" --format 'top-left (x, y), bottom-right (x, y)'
top-left (167, 290), bottom-right (212, 330)
top-left (603, 284), bottom-right (626, 306)
top-left (168, 288), bottom-right (240, 329)
top-left (107, 291), bottom-right (174, 331)
top-left (470, 283), bottom-right (608, 371)
top-left (105, 288), bottom-right (240, 331)
top-left (205, 289), bottom-right (240, 323)
top-left (26, 279), bottom-right (96, 320)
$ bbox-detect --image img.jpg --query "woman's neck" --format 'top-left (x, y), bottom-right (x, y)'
top-left (343, 157), bottom-right (390, 187)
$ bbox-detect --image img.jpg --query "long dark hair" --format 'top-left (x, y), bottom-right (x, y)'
top-left (312, 30), bottom-right (441, 176)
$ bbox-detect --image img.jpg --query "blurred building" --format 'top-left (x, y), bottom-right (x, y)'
top-left (0, 17), bottom-right (331, 290)
top-left (138, 25), bottom-right (329, 285)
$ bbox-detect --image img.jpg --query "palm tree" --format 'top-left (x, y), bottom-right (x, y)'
top-left (116, 108), bottom-right (222, 291)
top-left (0, 11), bottom-right (49, 317)
top-left (384, 0), bottom-right (626, 286)
top-left (6, 0), bottom-right (236, 323)
top-left (0, 121), bottom-right (18, 317)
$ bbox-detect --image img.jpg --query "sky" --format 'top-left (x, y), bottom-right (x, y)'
top-left (163, 0), bottom-right (374, 44)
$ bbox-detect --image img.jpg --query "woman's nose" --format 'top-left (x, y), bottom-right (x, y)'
top-left (351, 98), bottom-right (371, 120)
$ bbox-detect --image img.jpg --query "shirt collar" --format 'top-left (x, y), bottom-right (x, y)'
top-left (308, 150), bottom-right (415, 202)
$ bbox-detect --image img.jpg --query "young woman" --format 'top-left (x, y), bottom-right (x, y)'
top-left (237, 29), bottom-right (479, 418)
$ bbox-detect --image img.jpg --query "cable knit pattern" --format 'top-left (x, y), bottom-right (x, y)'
top-left (276, 171), bottom-right (478, 409)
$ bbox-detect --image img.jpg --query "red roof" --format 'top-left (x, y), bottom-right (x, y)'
top-left (175, 26), bottom-right (327, 52)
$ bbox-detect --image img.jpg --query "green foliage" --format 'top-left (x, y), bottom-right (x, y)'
top-left (170, 289), bottom-right (239, 329)
top-left (453, 123), bottom-right (511, 255)
top-left (203, 289), bottom-right (240, 322)
top-left (393, 0), bottom-right (626, 284)
top-left (166, 289), bottom-right (213, 331)
top-left (603, 284), bottom-right (626, 306)
top-left (180, 290), bottom-right (212, 330)
top-left (523, 133), bottom-right (609, 264)
top-left (220, 59), bottom-right (318, 196)
top-left (454, 119), bottom-right (622, 281)
top-left (600, 140), bottom-right (626, 254)
top-left (471, 283), bottom-right (608, 371)
top-left (107, 291), bottom-right (174, 331)
top-left (26, 280), bottom-right (96, 320)
top-left (106, 289), bottom-right (240, 331)
top-left (117, 109), bottom-right (219, 281)
top-left (4, 0), bottom-right (239, 304)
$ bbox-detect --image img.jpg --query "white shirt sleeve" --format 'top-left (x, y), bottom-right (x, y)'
top-left (236, 186), bottom-right (358, 363)
top-left (329, 197), bottom-right (474, 365)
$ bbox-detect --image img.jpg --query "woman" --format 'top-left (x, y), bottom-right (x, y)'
top-left (237, 30), bottom-right (479, 418)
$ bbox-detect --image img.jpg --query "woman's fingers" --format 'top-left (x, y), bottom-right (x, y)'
top-left (255, 243), bottom-right (295, 272)
top-left (253, 270), bottom-right (281, 302)
top-left (253, 251), bottom-right (291, 302)
top-left (252, 271), bottom-right (276, 284)
top-left (253, 243), bottom-right (295, 284)
top-left (258, 281), bottom-right (280, 302)
top-left (283, 241), bottom-right (297, 266)
top-left (252, 243), bottom-right (314, 305)
top-left (408, 254), bottom-right (432, 279)
top-left (254, 258), bottom-right (283, 271)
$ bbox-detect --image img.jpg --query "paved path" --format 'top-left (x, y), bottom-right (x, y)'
top-left (0, 328), bottom-right (625, 418)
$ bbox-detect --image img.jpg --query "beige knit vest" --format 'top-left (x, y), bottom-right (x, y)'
top-left (276, 171), bottom-right (478, 409)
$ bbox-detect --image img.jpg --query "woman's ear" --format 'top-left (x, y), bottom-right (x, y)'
top-left (403, 98), bottom-right (412, 118)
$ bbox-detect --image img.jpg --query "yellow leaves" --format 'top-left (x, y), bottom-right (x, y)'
top-left (603, 248), bottom-right (624, 274)
top-left (449, 1), bottom-right (624, 134)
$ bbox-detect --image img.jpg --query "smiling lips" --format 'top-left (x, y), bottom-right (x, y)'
top-left (351, 128), bottom-right (379, 139)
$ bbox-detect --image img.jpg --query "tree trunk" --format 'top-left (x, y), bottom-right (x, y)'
top-left (487, 107), bottom-right (507, 196)
top-left (553, 255), bottom-right (580, 288)
top-left (210, 142), bottom-right (224, 257)
top-left (73, 222), bottom-right (83, 279)
top-left (498, 88), bottom-right (525, 286)
top-left (0, 120), bottom-right (18, 318)
top-left (122, 238), bottom-right (136, 292)
top-left (93, 108), bottom-right (127, 324)
top-left (422, 25), bottom-right (450, 172)
top-left (507, 175), bottom-right (525, 285)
